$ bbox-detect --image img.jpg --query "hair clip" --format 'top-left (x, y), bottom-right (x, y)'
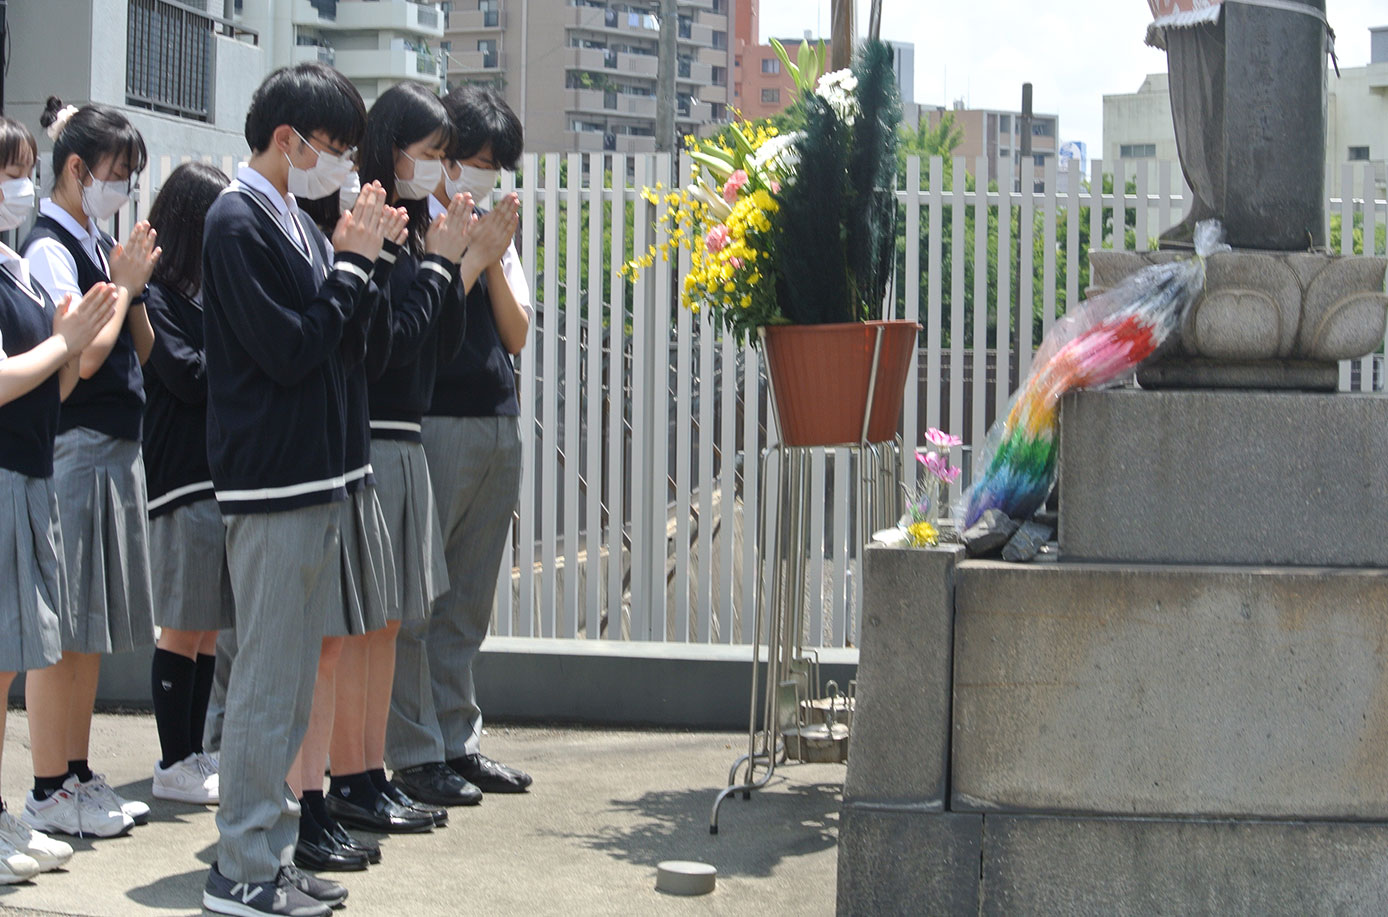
top-left (45, 105), bottom-right (79, 141)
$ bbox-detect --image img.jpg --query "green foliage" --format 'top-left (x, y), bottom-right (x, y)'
top-left (844, 39), bottom-right (902, 317)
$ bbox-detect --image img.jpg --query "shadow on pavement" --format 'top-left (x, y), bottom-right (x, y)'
top-left (549, 778), bottom-right (839, 878)
top-left (126, 865), bottom-right (208, 914)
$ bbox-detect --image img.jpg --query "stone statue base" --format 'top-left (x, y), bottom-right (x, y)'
top-left (1089, 249), bottom-right (1388, 389)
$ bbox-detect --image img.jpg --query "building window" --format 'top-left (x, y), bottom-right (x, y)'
top-left (127, 0), bottom-right (215, 122)
top-left (711, 102), bottom-right (726, 121)
top-left (711, 66), bottom-right (726, 86)
top-left (1119, 143), bottom-right (1157, 158)
top-left (1349, 146), bottom-right (1371, 162)
top-left (478, 38), bottom-right (497, 68)
top-left (999, 114), bottom-right (1011, 132)
top-left (712, 30), bottom-right (727, 50)
top-left (479, 0), bottom-right (498, 27)
top-left (1034, 153), bottom-right (1046, 167)
top-left (761, 58), bottom-right (780, 74)
top-left (761, 88), bottom-right (780, 104)
top-left (1032, 120), bottom-right (1054, 137)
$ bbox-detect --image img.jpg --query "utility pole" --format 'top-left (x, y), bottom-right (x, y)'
top-left (0, 1), bottom-right (8, 115)
top-left (654, 0), bottom-right (678, 154)
top-left (830, 0), bottom-right (853, 71)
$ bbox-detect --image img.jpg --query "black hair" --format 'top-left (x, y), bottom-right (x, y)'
top-left (0, 116), bottom-right (37, 173)
top-left (441, 85), bottom-right (523, 171)
top-left (360, 82), bottom-right (452, 255)
top-left (147, 161), bottom-right (229, 299)
top-left (40, 97), bottom-right (147, 192)
top-left (243, 62), bottom-right (367, 154)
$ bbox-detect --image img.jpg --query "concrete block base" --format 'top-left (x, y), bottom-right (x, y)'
top-left (837, 807), bottom-right (981, 917)
top-left (1058, 388), bottom-right (1388, 566)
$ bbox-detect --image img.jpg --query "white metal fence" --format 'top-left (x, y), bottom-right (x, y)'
top-left (114, 154), bottom-right (1388, 650)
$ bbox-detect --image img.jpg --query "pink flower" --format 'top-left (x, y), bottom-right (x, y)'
top-left (722, 170), bottom-right (748, 204)
top-left (925, 427), bottom-right (963, 448)
top-left (918, 450), bottom-right (962, 485)
top-left (705, 224), bottom-right (730, 253)
top-left (770, 180), bottom-right (781, 193)
top-left (730, 256), bottom-right (744, 269)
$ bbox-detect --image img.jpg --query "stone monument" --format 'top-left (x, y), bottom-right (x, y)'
top-left (837, 4), bottom-right (1388, 913)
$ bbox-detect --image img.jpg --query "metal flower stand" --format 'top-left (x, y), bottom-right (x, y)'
top-left (710, 330), bottom-right (903, 834)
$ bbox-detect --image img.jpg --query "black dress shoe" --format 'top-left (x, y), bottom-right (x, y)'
top-left (325, 790), bottom-right (434, 834)
top-left (383, 781), bottom-right (448, 827)
top-left (391, 762), bottom-right (482, 807)
top-left (327, 820), bottom-right (381, 864)
top-left (293, 832), bottom-right (369, 872)
top-left (450, 753), bottom-right (533, 794)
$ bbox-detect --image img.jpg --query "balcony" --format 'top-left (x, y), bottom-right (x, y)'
top-left (449, 48), bottom-right (503, 73)
top-left (1370, 61), bottom-right (1388, 92)
top-left (334, 45), bottom-right (442, 83)
top-left (448, 8), bottom-right (506, 31)
top-left (301, 0), bottom-right (444, 38)
top-left (617, 51), bottom-right (658, 78)
top-left (568, 4), bottom-right (658, 36)
top-left (566, 46), bottom-right (614, 71)
top-left (698, 10), bottom-right (728, 32)
top-left (291, 41), bottom-right (337, 66)
top-left (564, 131), bottom-right (656, 154)
top-left (676, 60), bottom-right (713, 85)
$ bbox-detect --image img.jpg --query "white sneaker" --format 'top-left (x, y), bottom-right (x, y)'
top-left (22, 777), bottom-right (133, 839)
top-left (153, 753), bottom-right (219, 805)
top-left (79, 773), bottom-right (150, 825)
top-left (0, 808), bottom-right (72, 871)
top-left (0, 832), bottom-right (39, 885)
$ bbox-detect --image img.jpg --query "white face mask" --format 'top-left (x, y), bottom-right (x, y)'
top-left (0, 177), bottom-right (35, 231)
top-left (80, 166), bottom-right (132, 222)
top-left (447, 163), bottom-right (499, 204)
top-left (395, 150), bottom-right (444, 201)
top-left (286, 129), bottom-right (355, 200)
top-left (338, 170), bottom-right (362, 211)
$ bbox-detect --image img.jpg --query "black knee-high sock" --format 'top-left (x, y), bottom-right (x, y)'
top-left (302, 789), bottom-right (333, 832)
top-left (298, 796), bottom-right (328, 843)
top-left (151, 649), bottom-right (197, 768)
top-left (188, 653), bottom-right (217, 755)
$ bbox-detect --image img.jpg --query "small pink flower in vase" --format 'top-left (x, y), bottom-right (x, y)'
top-left (916, 430), bottom-right (963, 527)
top-left (722, 169), bottom-right (749, 204)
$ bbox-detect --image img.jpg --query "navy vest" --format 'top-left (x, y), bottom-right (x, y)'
top-left (21, 215), bottom-right (145, 442)
top-left (0, 266), bottom-right (60, 477)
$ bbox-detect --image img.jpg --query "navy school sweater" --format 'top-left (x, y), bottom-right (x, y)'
top-left (0, 267), bottom-right (61, 478)
top-left (367, 250), bottom-right (462, 441)
top-left (340, 243), bottom-right (398, 492)
top-left (20, 215), bottom-right (144, 442)
top-left (202, 183), bottom-right (374, 514)
top-left (428, 260), bottom-right (520, 419)
top-left (141, 281), bottom-right (213, 517)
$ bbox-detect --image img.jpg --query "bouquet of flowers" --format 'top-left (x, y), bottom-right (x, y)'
top-left (625, 38), bottom-right (902, 343)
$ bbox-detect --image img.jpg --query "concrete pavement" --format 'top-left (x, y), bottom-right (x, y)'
top-left (0, 712), bottom-right (839, 916)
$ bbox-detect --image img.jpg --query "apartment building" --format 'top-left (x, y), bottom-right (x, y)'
top-left (1103, 26), bottom-right (1388, 197)
top-left (903, 103), bottom-right (1060, 191)
top-left (734, 34), bottom-right (915, 122)
top-left (440, 0), bottom-right (736, 154)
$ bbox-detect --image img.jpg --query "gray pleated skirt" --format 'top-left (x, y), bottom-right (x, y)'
top-left (150, 497), bottom-right (235, 632)
top-left (0, 469), bottom-right (67, 671)
top-left (328, 486), bottom-right (395, 637)
top-left (53, 428), bottom-right (155, 654)
top-left (370, 439), bottom-right (449, 624)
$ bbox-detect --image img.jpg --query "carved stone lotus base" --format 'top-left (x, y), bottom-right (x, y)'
top-left (1088, 250), bottom-right (1388, 390)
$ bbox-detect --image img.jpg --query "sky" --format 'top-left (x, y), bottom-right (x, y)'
top-left (756, 0), bottom-right (1385, 152)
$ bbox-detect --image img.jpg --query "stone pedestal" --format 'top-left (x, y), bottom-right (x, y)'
top-left (1057, 388), bottom-right (1388, 567)
top-left (1088, 250), bottom-right (1388, 389)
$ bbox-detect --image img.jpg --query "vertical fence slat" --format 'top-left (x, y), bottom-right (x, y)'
top-left (1066, 153), bottom-right (1080, 311)
top-left (1018, 159), bottom-right (1035, 381)
top-left (971, 156), bottom-right (988, 455)
top-left (650, 153), bottom-right (673, 641)
top-left (926, 157), bottom-right (943, 432)
top-left (562, 153), bottom-right (582, 637)
top-left (1339, 165), bottom-right (1354, 391)
top-left (903, 155), bottom-right (921, 469)
top-left (1361, 164), bottom-right (1377, 389)
top-left (673, 185), bottom-right (694, 643)
top-left (717, 329), bottom-right (737, 643)
top-left (494, 163), bottom-right (518, 635)
top-left (995, 154), bottom-right (1013, 425)
top-left (539, 153), bottom-right (560, 637)
top-left (629, 156), bottom-right (652, 640)
top-left (949, 156), bottom-right (965, 488)
top-left (1042, 156), bottom-right (1058, 336)
top-left (806, 450), bottom-right (826, 649)
top-left (696, 295), bottom-right (716, 643)
top-left (1135, 158), bottom-right (1150, 252)
top-left (1112, 158), bottom-right (1127, 253)
top-left (830, 451), bottom-right (849, 647)
top-left (606, 155), bottom-right (628, 638)
top-left (584, 153), bottom-right (604, 636)
top-left (739, 341), bottom-right (761, 645)
top-left (515, 154), bottom-right (540, 636)
top-left (1158, 159), bottom-right (1172, 243)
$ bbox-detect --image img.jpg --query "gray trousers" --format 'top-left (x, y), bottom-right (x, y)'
top-left (387, 415), bottom-right (521, 768)
top-left (216, 502), bottom-right (341, 883)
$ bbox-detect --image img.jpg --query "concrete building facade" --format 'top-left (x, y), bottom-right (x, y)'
top-left (440, 0), bottom-right (735, 154)
top-left (905, 103), bottom-right (1060, 191)
top-left (1103, 26), bottom-right (1388, 197)
top-left (734, 35), bottom-right (914, 122)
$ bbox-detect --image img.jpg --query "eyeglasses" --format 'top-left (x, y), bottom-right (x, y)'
top-left (293, 128), bottom-right (356, 164)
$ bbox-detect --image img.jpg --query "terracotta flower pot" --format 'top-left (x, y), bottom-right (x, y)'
top-left (762, 320), bottom-right (920, 447)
